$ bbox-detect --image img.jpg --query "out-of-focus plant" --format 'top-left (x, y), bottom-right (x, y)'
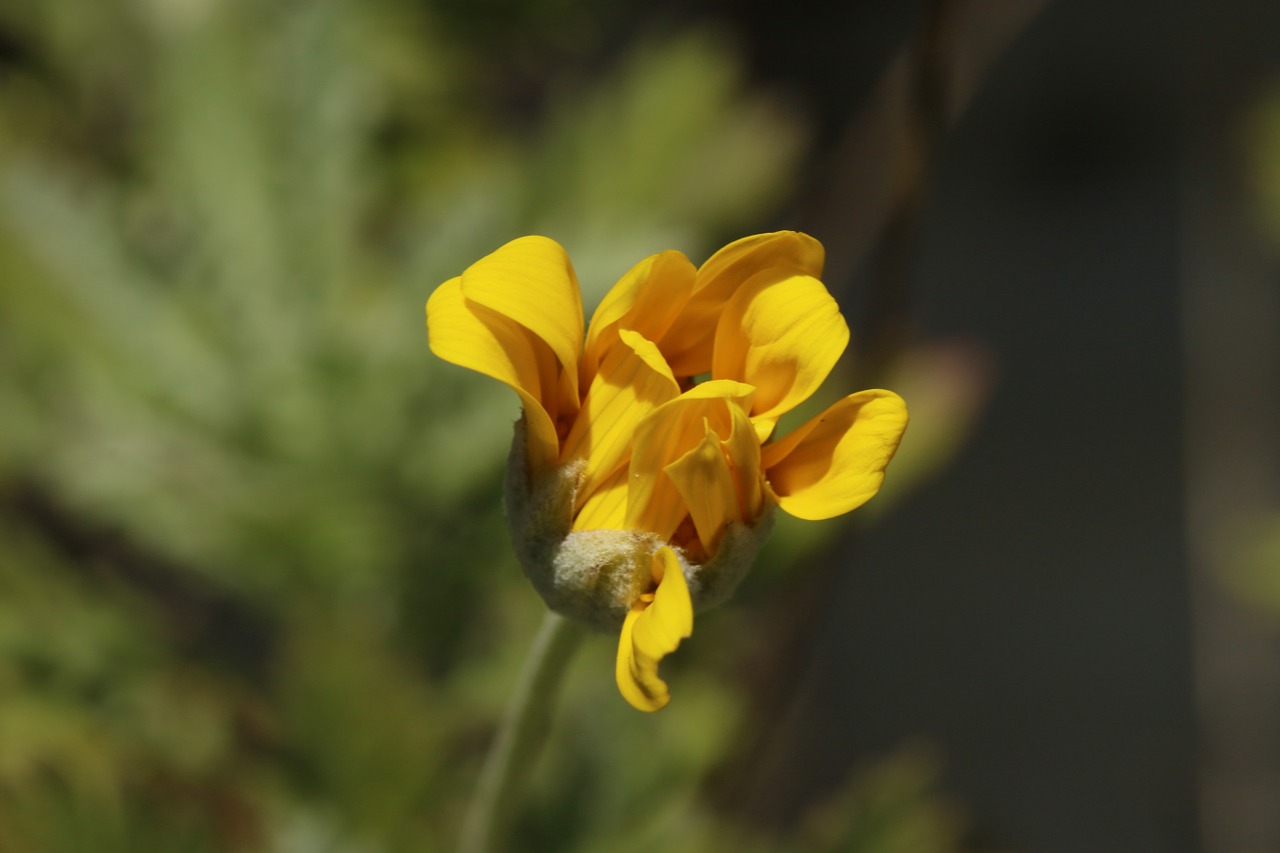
top-left (1220, 92), bottom-right (1280, 626)
top-left (1225, 517), bottom-right (1280, 619)
top-left (1248, 89), bottom-right (1280, 244)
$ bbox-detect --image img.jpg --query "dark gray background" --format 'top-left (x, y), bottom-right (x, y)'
top-left (693, 1), bottom-right (1279, 850)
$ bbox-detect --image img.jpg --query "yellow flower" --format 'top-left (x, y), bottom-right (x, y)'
top-left (426, 232), bottom-right (907, 711)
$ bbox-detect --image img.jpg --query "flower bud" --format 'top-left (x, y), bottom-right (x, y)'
top-left (427, 231), bottom-right (908, 710)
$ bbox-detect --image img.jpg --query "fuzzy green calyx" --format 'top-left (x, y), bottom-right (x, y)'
top-left (503, 418), bottom-right (774, 632)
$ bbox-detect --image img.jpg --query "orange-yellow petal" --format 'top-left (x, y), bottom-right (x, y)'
top-left (582, 250), bottom-right (696, 386)
top-left (712, 270), bottom-right (849, 439)
top-left (626, 381), bottom-right (755, 541)
top-left (615, 547), bottom-right (693, 712)
top-left (761, 389), bottom-right (908, 521)
top-left (662, 231), bottom-right (825, 376)
top-left (561, 329), bottom-right (679, 508)
top-left (459, 236), bottom-right (585, 418)
top-left (426, 278), bottom-right (559, 472)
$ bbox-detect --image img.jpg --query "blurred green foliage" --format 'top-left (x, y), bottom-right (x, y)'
top-left (0, 0), bottom-right (959, 849)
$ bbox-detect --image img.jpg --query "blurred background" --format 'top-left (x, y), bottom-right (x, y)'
top-left (0, 0), bottom-right (1277, 850)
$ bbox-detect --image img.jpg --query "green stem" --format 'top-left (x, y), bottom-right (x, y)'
top-left (458, 611), bottom-right (585, 853)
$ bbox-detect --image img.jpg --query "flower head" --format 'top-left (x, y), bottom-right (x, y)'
top-left (427, 232), bottom-right (907, 711)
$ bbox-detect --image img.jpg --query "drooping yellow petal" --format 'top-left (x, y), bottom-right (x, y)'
top-left (615, 547), bottom-right (693, 712)
top-left (626, 381), bottom-right (755, 541)
top-left (632, 549), bottom-right (694, 666)
top-left (459, 236), bottom-right (585, 418)
top-left (582, 250), bottom-right (696, 387)
top-left (712, 270), bottom-right (849, 439)
top-left (761, 390), bottom-right (909, 521)
top-left (661, 231), bottom-right (825, 377)
top-left (426, 278), bottom-right (559, 472)
top-left (561, 329), bottom-right (679, 507)
top-left (664, 421), bottom-right (740, 556)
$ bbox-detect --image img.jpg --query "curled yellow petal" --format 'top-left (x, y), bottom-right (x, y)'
top-left (626, 381), bottom-right (755, 541)
top-left (425, 278), bottom-right (559, 472)
top-left (561, 328), bottom-right (680, 509)
top-left (722, 400), bottom-right (765, 522)
top-left (712, 271), bottom-right (850, 437)
top-left (664, 421), bottom-right (740, 556)
top-left (460, 236), bottom-right (585, 419)
top-left (582, 250), bottom-right (696, 386)
top-left (662, 231), bottom-right (825, 376)
top-left (615, 547), bottom-right (693, 712)
top-left (762, 390), bottom-right (909, 521)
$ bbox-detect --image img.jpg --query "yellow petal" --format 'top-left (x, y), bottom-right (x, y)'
top-left (712, 270), bottom-right (849, 435)
top-left (664, 421), bottom-right (740, 556)
top-left (699, 229), bottom-right (824, 279)
top-left (626, 381), bottom-right (756, 541)
top-left (582, 250), bottom-right (696, 386)
top-left (672, 379), bottom-right (757, 408)
top-left (722, 401), bottom-right (765, 522)
top-left (460, 236), bottom-right (585, 417)
top-left (426, 278), bottom-right (559, 472)
top-left (761, 390), bottom-right (908, 520)
top-left (615, 547), bottom-right (693, 712)
top-left (561, 329), bottom-right (679, 508)
top-left (572, 466), bottom-right (628, 531)
top-left (661, 231), bottom-right (825, 376)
